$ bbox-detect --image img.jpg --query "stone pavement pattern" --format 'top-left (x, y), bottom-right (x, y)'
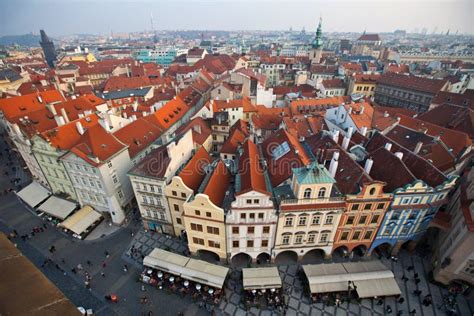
top-left (125, 228), bottom-right (474, 316)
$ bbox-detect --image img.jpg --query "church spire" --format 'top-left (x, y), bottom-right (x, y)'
top-left (312, 17), bottom-right (323, 49)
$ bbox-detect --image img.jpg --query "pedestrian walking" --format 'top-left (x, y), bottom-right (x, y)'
top-left (104, 250), bottom-right (110, 258)
top-left (61, 258), bottom-right (66, 264)
top-left (397, 311), bottom-right (403, 316)
top-left (398, 296), bottom-right (405, 304)
top-left (402, 274), bottom-right (408, 281)
top-left (101, 271), bottom-right (106, 277)
top-left (87, 260), bottom-right (92, 266)
top-left (409, 309), bottom-right (416, 315)
top-left (102, 261), bottom-right (106, 268)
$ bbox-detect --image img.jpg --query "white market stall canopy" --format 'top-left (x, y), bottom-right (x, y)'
top-left (16, 181), bottom-right (51, 208)
top-left (143, 248), bottom-right (229, 289)
top-left (59, 206), bottom-right (102, 235)
top-left (243, 267), bottom-right (282, 290)
top-left (302, 261), bottom-right (401, 298)
top-left (143, 248), bottom-right (190, 275)
top-left (181, 259), bottom-right (229, 289)
top-left (37, 196), bottom-right (77, 220)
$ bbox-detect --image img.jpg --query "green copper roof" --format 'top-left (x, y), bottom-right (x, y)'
top-left (292, 161), bottom-right (335, 184)
top-left (312, 17), bottom-right (323, 49)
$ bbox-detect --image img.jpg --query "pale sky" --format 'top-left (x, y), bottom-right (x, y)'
top-left (0, 0), bottom-right (473, 37)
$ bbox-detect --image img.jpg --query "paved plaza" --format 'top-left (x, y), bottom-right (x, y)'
top-left (125, 229), bottom-right (474, 316)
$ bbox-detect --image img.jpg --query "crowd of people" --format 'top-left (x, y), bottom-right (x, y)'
top-left (141, 267), bottom-right (222, 311)
top-left (243, 287), bottom-right (286, 311)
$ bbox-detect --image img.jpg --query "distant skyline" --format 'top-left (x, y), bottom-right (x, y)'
top-left (0, 0), bottom-right (473, 37)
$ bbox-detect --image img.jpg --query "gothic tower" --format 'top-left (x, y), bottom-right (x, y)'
top-left (309, 17), bottom-right (323, 64)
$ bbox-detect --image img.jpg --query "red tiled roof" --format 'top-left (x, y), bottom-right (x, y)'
top-left (358, 34), bottom-right (381, 41)
top-left (221, 128), bottom-right (247, 154)
top-left (70, 125), bottom-right (127, 166)
top-left (0, 90), bottom-right (65, 120)
top-left (178, 147), bottom-right (213, 193)
top-left (129, 145), bottom-right (170, 178)
top-left (113, 118), bottom-right (162, 158)
top-left (377, 73), bottom-right (447, 95)
top-left (237, 139), bottom-right (269, 195)
top-left (352, 73), bottom-right (381, 84)
top-left (41, 114), bottom-right (99, 150)
top-left (103, 76), bottom-right (152, 92)
top-left (262, 129), bottom-right (311, 186)
top-left (417, 104), bottom-right (474, 139)
top-left (203, 160), bottom-right (232, 207)
top-left (384, 63), bottom-right (410, 74)
top-left (213, 97), bottom-right (257, 113)
top-left (175, 117), bottom-right (212, 146)
top-left (306, 132), bottom-right (373, 195)
top-left (432, 90), bottom-right (474, 109)
top-left (290, 96), bottom-right (348, 116)
top-left (147, 97), bottom-right (189, 130)
top-left (322, 79), bottom-right (346, 89)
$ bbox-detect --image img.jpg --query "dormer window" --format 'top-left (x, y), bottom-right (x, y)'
top-left (303, 188), bottom-right (312, 199)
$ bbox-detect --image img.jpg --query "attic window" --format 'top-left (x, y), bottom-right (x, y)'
top-left (164, 118), bottom-right (169, 123)
top-left (101, 144), bottom-right (107, 148)
top-left (19, 106), bottom-right (26, 111)
top-left (74, 105), bottom-right (82, 110)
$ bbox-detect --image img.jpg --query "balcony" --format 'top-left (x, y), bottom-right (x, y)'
top-left (280, 196), bottom-right (345, 206)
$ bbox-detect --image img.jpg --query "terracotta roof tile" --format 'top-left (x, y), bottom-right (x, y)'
top-left (203, 160), bottom-right (232, 207)
top-left (377, 73), bottom-right (447, 95)
top-left (178, 147), bottom-right (213, 192)
top-left (113, 118), bottom-right (162, 158)
top-left (237, 139), bottom-right (269, 195)
top-left (0, 90), bottom-right (65, 120)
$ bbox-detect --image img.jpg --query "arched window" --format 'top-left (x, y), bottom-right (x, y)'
top-left (318, 187), bottom-right (326, 198)
top-left (303, 188), bottom-right (312, 199)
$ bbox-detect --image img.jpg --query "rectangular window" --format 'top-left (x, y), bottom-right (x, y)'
top-left (320, 233), bottom-right (328, 243)
top-left (261, 240), bottom-right (269, 247)
top-left (208, 240), bottom-right (220, 248)
top-left (371, 214), bottom-right (380, 224)
top-left (249, 213), bottom-right (255, 219)
top-left (352, 231), bottom-right (361, 240)
top-left (206, 212), bottom-right (212, 218)
top-left (364, 231), bottom-right (373, 240)
top-left (358, 215), bottom-right (367, 225)
top-left (282, 235), bottom-right (290, 245)
top-left (376, 203), bottom-right (385, 210)
top-left (232, 227), bottom-right (239, 234)
top-left (172, 191), bottom-right (177, 196)
top-left (263, 226), bottom-right (270, 234)
top-left (285, 217), bottom-right (293, 226)
top-left (181, 192), bottom-right (186, 198)
top-left (308, 234), bottom-right (316, 243)
top-left (246, 199), bottom-right (252, 204)
top-left (312, 216), bottom-right (321, 225)
top-left (340, 231), bottom-right (349, 241)
top-left (176, 218), bottom-right (182, 225)
top-left (325, 215), bottom-right (333, 225)
top-left (173, 204), bottom-right (179, 211)
top-left (295, 235), bottom-right (303, 244)
top-left (346, 216), bottom-right (355, 225)
top-left (258, 213), bottom-right (264, 219)
top-left (233, 240), bottom-right (239, 248)
top-left (351, 204), bottom-right (359, 211)
top-left (364, 204), bottom-right (372, 210)
top-left (190, 223), bottom-right (203, 232)
top-left (247, 227), bottom-right (255, 234)
top-left (240, 213), bottom-right (246, 219)
top-left (207, 226), bottom-right (219, 235)
top-left (192, 237), bottom-right (204, 245)
top-left (247, 240), bottom-right (254, 248)
top-left (253, 199), bottom-right (259, 204)
top-left (195, 210), bottom-right (201, 216)
top-left (298, 216), bottom-right (307, 226)
top-left (383, 227), bottom-right (393, 236)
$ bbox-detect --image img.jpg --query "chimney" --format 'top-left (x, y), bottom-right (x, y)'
top-left (226, 98), bottom-right (230, 103)
top-left (348, 107), bottom-right (352, 115)
top-left (46, 103), bottom-right (57, 116)
top-left (342, 136), bottom-right (350, 150)
top-left (414, 141), bottom-right (423, 154)
top-left (76, 121), bottom-right (85, 135)
top-left (60, 108), bottom-right (70, 123)
top-left (383, 111), bottom-right (389, 118)
top-left (54, 115), bottom-right (65, 126)
top-left (119, 121), bottom-right (124, 128)
top-left (384, 142), bottom-right (392, 152)
top-left (346, 126), bottom-right (354, 138)
top-left (364, 158), bottom-right (374, 174)
top-left (132, 101), bottom-right (138, 112)
top-left (123, 112), bottom-right (128, 119)
top-left (193, 124), bottom-right (202, 134)
top-left (360, 126), bottom-right (368, 136)
top-left (132, 114), bottom-right (137, 121)
top-left (331, 130), bottom-right (340, 143)
top-left (360, 105), bottom-right (365, 114)
top-left (395, 152), bottom-right (404, 160)
top-left (329, 151), bottom-right (340, 178)
top-left (37, 95), bottom-right (43, 103)
top-left (99, 118), bottom-right (111, 132)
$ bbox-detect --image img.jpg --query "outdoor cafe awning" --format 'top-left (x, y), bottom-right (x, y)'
top-left (59, 206), bottom-right (102, 235)
top-left (243, 267), bottom-right (282, 290)
top-left (37, 196), bottom-right (77, 220)
top-left (302, 261), bottom-right (401, 297)
top-left (143, 248), bottom-right (190, 275)
top-left (181, 259), bottom-right (229, 289)
top-left (16, 181), bottom-right (50, 208)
